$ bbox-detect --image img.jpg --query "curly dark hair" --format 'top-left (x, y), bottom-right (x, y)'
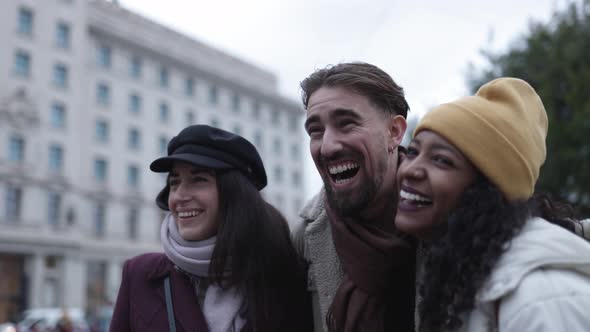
top-left (418, 178), bottom-right (576, 331)
top-left (300, 62), bottom-right (409, 118)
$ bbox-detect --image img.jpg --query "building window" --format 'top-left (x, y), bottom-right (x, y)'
top-left (290, 144), bottom-right (300, 161)
top-left (96, 83), bottom-right (110, 106)
top-left (294, 198), bottom-right (303, 215)
top-left (129, 56), bottom-right (142, 78)
top-left (14, 50), bottom-right (31, 78)
top-left (252, 101), bottom-right (261, 119)
top-left (5, 186), bottom-right (22, 221)
top-left (128, 128), bottom-right (141, 150)
top-left (129, 93), bottom-right (141, 114)
top-left (292, 170), bottom-right (301, 187)
top-left (53, 63), bottom-right (68, 88)
top-left (232, 125), bottom-right (242, 136)
top-left (47, 192), bottom-right (62, 227)
top-left (95, 120), bottom-right (109, 143)
top-left (159, 102), bottom-right (169, 122)
top-left (48, 144), bottom-right (64, 173)
top-left (273, 137), bottom-right (282, 154)
top-left (55, 22), bottom-right (70, 49)
top-left (8, 136), bottom-right (25, 162)
top-left (275, 194), bottom-right (284, 211)
top-left (289, 114), bottom-right (299, 133)
top-left (18, 7), bottom-right (33, 36)
top-left (209, 117), bottom-right (220, 128)
top-left (127, 165), bottom-right (140, 188)
top-left (93, 203), bottom-right (106, 237)
top-left (186, 110), bottom-right (195, 125)
top-left (97, 45), bottom-right (111, 69)
top-left (94, 158), bottom-right (108, 183)
top-left (51, 102), bottom-right (66, 129)
top-left (128, 207), bottom-right (139, 240)
top-left (254, 131), bottom-right (263, 149)
top-left (271, 109), bottom-right (280, 125)
top-left (232, 93), bottom-right (240, 112)
top-left (158, 136), bottom-right (168, 155)
top-left (185, 77), bottom-right (194, 97)
top-left (159, 67), bottom-right (169, 88)
top-left (209, 85), bottom-right (218, 105)
top-left (274, 165), bottom-right (283, 183)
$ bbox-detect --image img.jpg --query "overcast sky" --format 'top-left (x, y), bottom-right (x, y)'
top-left (118, 0), bottom-right (566, 199)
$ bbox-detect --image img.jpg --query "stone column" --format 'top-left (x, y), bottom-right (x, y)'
top-left (106, 259), bottom-right (122, 304)
top-left (27, 253), bottom-right (44, 308)
top-left (62, 253), bottom-right (86, 308)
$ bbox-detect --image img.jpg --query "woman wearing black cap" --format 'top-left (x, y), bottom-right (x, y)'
top-left (109, 125), bottom-right (312, 332)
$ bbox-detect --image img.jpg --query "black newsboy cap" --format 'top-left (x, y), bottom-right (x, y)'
top-left (150, 125), bottom-right (267, 190)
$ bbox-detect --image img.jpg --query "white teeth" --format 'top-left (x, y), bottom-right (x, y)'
top-left (335, 177), bottom-right (353, 185)
top-left (328, 162), bottom-right (359, 175)
top-left (178, 210), bottom-right (202, 218)
top-left (400, 190), bottom-right (432, 203)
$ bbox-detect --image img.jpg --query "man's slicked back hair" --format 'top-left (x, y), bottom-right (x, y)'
top-left (300, 62), bottom-right (409, 118)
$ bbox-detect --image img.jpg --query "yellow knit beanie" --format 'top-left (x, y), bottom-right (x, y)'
top-left (414, 77), bottom-right (548, 201)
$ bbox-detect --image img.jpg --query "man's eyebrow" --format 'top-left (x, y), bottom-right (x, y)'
top-left (330, 108), bottom-right (361, 120)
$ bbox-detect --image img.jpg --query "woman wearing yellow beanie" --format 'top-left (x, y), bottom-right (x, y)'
top-left (395, 77), bottom-right (590, 331)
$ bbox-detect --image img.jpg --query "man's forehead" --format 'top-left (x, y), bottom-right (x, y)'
top-left (307, 86), bottom-right (365, 109)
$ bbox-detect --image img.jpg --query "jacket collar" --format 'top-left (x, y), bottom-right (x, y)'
top-left (477, 217), bottom-right (590, 303)
top-left (299, 190), bottom-right (330, 234)
top-left (146, 254), bottom-right (176, 281)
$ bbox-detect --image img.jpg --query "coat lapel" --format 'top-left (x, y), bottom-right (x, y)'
top-left (301, 191), bottom-right (344, 326)
top-left (149, 258), bottom-right (210, 332)
top-left (169, 269), bottom-right (210, 331)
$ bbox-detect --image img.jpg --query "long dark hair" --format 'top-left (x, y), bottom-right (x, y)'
top-left (158, 170), bottom-right (312, 332)
top-left (418, 178), bottom-right (576, 331)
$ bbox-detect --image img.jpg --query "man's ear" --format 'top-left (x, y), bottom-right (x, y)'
top-left (388, 115), bottom-right (407, 147)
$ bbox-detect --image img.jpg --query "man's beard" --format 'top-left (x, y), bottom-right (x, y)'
top-left (324, 170), bottom-right (382, 218)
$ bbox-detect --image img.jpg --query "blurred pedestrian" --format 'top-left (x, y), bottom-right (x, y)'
top-left (55, 310), bottom-right (73, 332)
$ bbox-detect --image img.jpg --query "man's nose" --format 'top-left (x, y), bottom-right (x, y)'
top-left (319, 128), bottom-right (343, 158)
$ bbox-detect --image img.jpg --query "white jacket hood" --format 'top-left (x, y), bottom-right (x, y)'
top-left (477, 217), bottom-right (590, 304)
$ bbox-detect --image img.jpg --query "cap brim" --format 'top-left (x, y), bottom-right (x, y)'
top-left (150, 153), bottom-right (234, 172)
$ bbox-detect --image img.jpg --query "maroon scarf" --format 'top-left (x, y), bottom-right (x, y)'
top-left (326, 206), bottom-right (416, 332)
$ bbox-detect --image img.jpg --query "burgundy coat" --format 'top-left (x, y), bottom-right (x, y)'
top-left (109, 253), bottom-right (209, 332)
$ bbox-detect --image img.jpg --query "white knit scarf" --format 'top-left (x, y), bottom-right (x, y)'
top-left (160, 213), bottom-right (246, 332)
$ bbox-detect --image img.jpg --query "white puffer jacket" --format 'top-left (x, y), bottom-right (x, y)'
top-left (458, 217), bottom-right (590, 332)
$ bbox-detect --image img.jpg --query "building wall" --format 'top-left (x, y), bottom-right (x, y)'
top-left (0, 0), bottom-right (306, 320)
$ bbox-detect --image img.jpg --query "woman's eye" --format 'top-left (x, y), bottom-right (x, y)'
top-left (169, 179), bottom-right (180, 187)
top-left (406, 147), bottom-right (419, 158)
top-left (192, 176), bottom-right (208, 183)
top-left (433, 155), bottom-right (453, 166)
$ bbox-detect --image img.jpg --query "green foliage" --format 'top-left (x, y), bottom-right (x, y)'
top-left (468, 0), bottom-right (590, 216)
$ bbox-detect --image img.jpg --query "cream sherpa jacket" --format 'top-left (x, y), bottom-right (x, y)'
top-left (293, 191), bottom-right (343, 332)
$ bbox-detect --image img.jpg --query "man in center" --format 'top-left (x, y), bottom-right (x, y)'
top-left (294, 62), bottom-right (416, 332)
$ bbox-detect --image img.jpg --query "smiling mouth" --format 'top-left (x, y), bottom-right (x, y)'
top-left (328, 161), bottom-right (360, 185)
top-left (178, 210), bottom-right (203, 219)
top-left (399, 190), bottom-right (433, 207)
